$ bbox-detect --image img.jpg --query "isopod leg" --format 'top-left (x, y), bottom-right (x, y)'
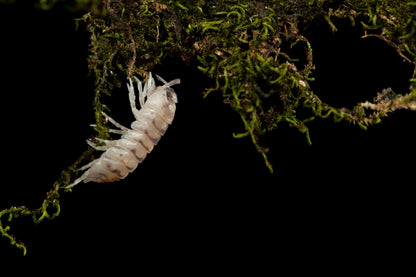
top-left (135, 76), bottom-right (145, 108)
top-left (101, 111), bottom-right (129, 133)
top-left (66, 176), bottom-right (84, 188)
top-left (87, 139), bottom-right (115, 151)
top-left (90, 124), bottom-right (125, 135)
top-left (66, 160), bottom-right (96, 188)
top-left (143, 72), bottom-right (155, 99)
top-left (128, 77), bottom-right (141, 119)
top-left (78, 159), bottom-right (97, 171)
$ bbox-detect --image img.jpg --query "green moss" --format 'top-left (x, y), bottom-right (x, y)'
top-left (1, 0), bottom-right (416, 255)
top-left (0, 147), bottom-right (94, 255)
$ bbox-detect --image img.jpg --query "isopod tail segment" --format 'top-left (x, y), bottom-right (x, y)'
top-left (66, 72), bottom-right (180, 189)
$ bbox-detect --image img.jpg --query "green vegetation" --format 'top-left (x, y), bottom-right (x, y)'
top-left (1, 0), bottom-right (415, 255)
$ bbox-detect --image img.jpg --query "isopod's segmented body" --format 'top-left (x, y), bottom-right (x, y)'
top-left (67, 73), bottom-right (180, 188)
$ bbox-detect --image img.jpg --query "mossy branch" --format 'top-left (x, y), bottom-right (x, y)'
top-left (0, 148), bottom-right (94, 255)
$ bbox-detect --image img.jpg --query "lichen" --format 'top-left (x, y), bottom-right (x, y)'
top-left (1, 0), bottom-right (416, 255)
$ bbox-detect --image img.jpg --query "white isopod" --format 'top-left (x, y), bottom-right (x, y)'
top-left (66, 73), bottom-right (180, 188)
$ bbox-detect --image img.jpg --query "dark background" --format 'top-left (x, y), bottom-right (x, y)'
top-left (0, 1), bottom-right (414, 271)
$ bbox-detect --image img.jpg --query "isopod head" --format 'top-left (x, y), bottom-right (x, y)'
top-left (145, 80), bottom-right (179, 124)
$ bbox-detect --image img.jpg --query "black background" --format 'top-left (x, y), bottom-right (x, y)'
top-left (0, 1), bottom-right (414, 272)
